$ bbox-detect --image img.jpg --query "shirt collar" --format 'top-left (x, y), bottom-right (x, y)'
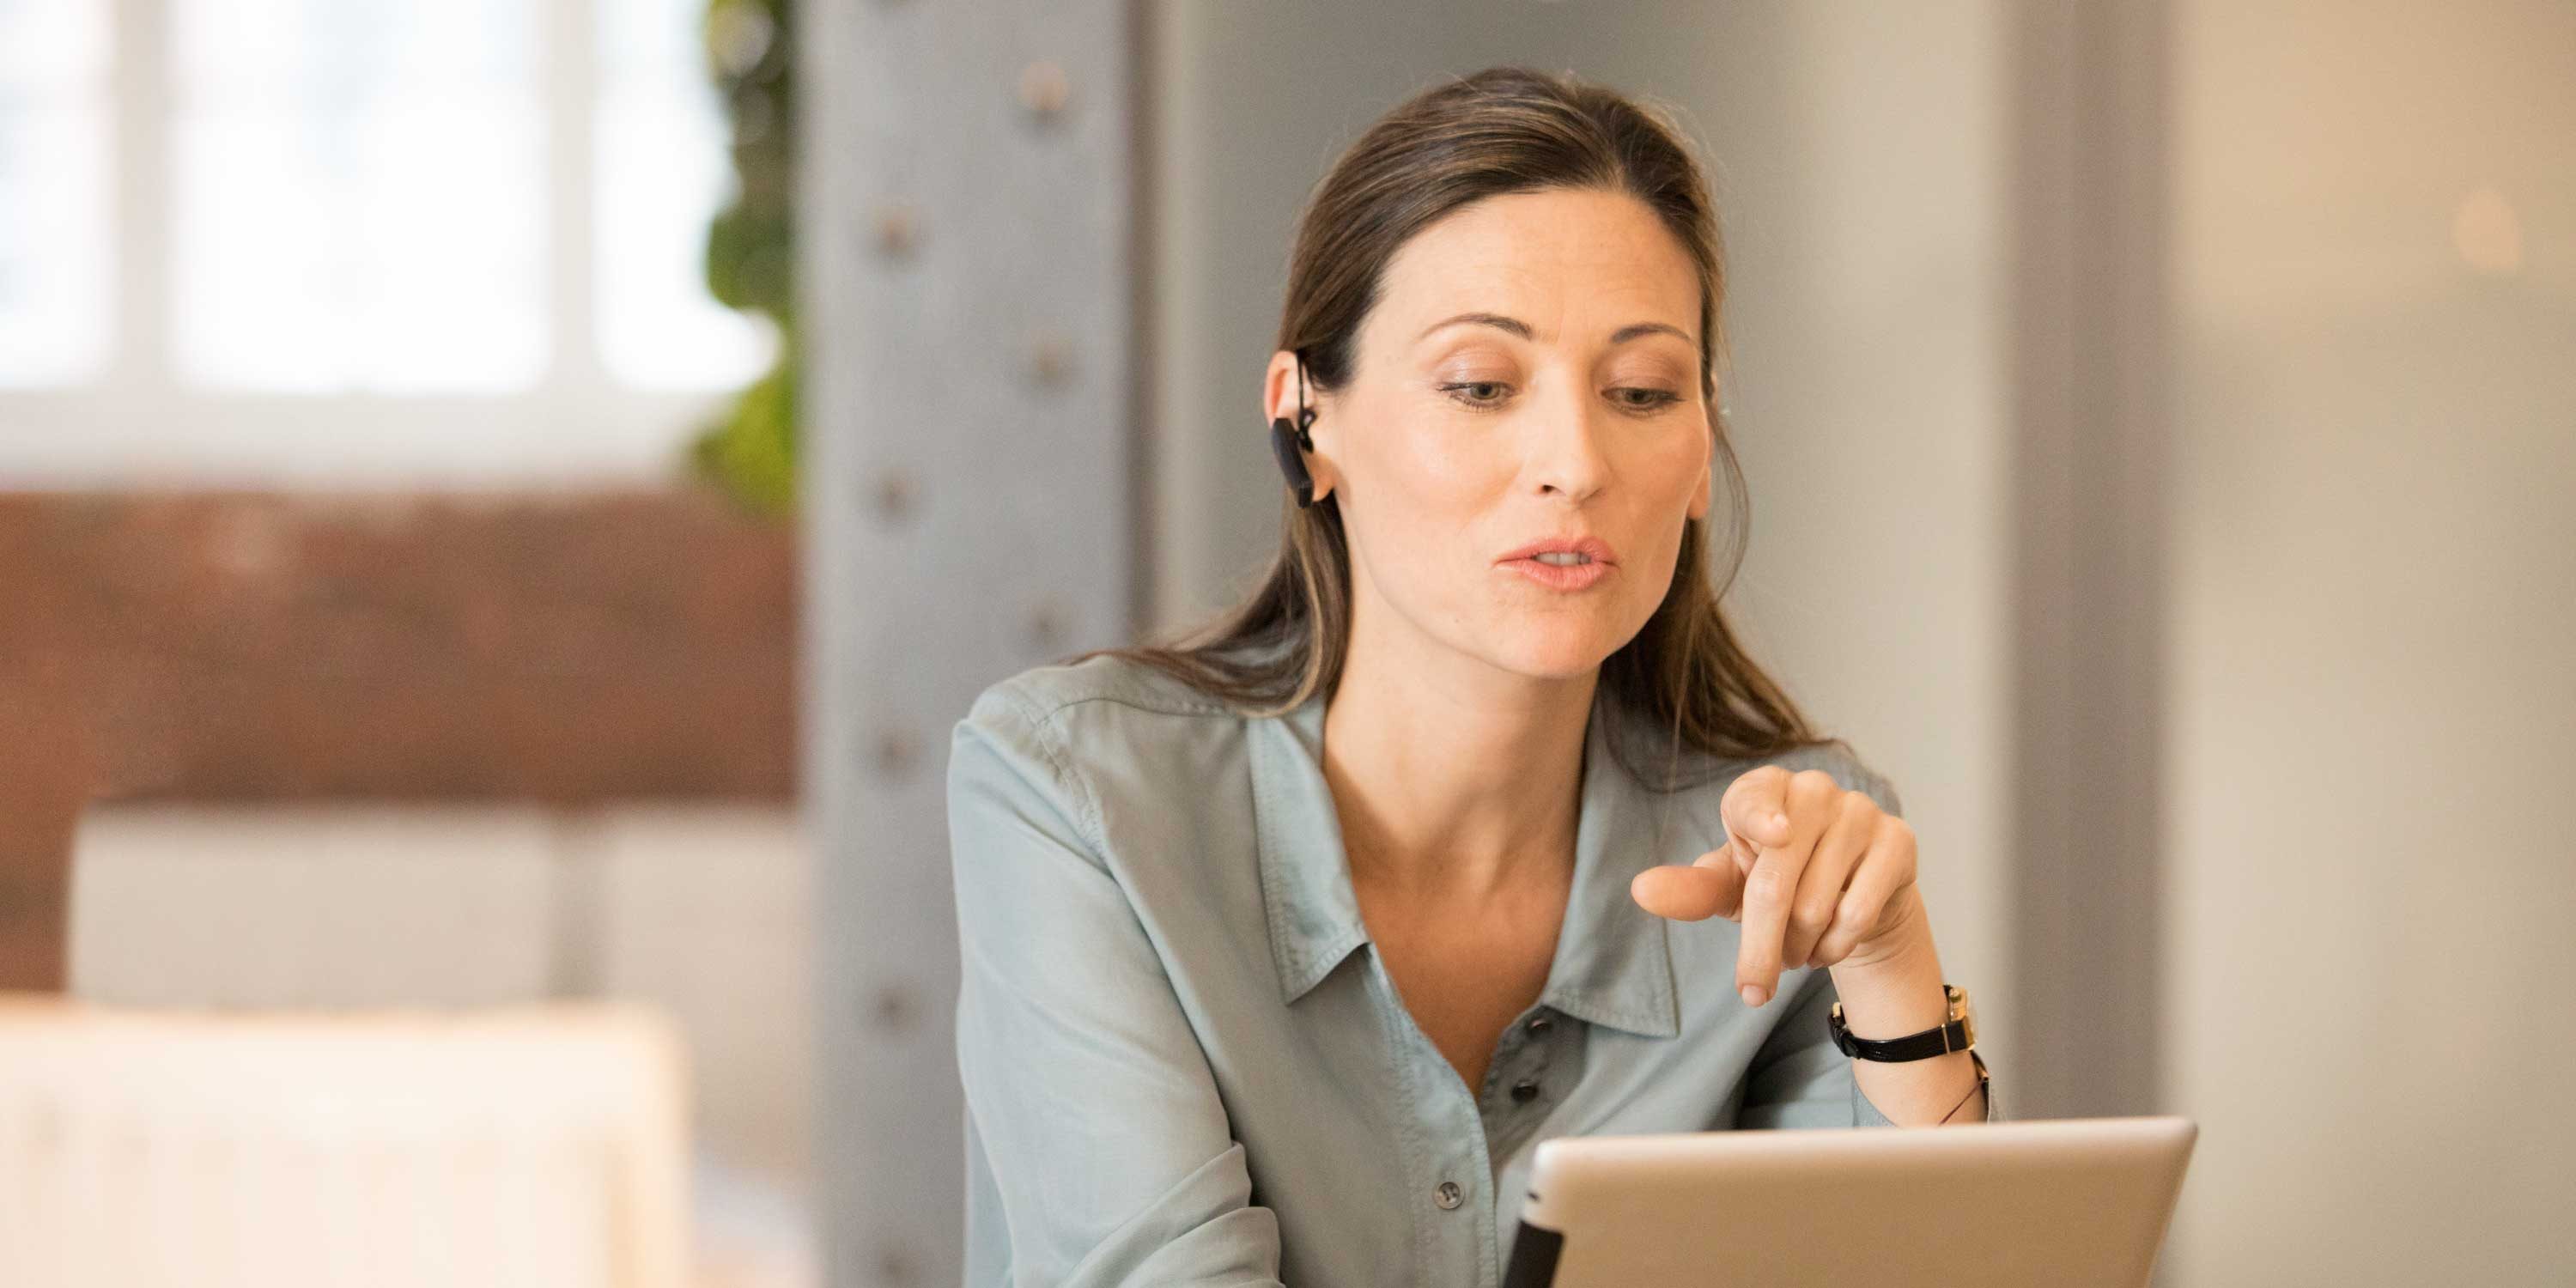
top-left (1247, 683), bottom-right (1681, 1039)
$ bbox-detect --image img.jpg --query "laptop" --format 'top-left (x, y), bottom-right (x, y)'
top-left (1502, 1115), bottom-right (2196, 1287)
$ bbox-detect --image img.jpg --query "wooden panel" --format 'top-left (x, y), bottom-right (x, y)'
top-left (0, 656), bottom-right (89, 992)
top-left (0, 487), bottom-right (798, 990)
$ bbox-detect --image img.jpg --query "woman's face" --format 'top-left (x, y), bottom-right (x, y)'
top-left (1272, 185), bottom-right (1714, 683)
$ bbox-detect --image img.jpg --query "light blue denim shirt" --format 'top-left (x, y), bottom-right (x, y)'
top-left (947, 653), bottom-right (2002, 1287)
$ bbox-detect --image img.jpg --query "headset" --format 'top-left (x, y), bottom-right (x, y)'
top-left (1268, 348), bottom-right (1323, 508)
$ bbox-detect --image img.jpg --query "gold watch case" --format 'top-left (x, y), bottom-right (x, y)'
top-left (1948, 983), bottom-right (1978, 1051)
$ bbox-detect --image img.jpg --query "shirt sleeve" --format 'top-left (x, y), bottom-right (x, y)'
top-left (1735, 965), bottom-right (1893, 1128)
top-left (949, 683), bottom-right (1289, 1287)
top-left (1735, 755), bottom-right (2007, 1128)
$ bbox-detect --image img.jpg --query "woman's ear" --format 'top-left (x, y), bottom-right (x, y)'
top-left (1262, 349), bottom-right (1303, 426)
top-left (1265, 348), bottom-right (1334, 505)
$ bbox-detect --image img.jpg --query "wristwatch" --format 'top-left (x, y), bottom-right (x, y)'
top-left (1829, 982), bottom-right (1977, 1061)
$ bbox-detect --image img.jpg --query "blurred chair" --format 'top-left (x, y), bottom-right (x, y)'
top-left (0, 996), bottom-right (690, 1288)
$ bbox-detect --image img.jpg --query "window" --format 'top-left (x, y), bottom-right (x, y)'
top-left (597, 0), bottom-right (774, 391)
top-left (172, 0), bottom-right (547, 392)
top-left (0, 0), bottom-right (112, 387)
top-left (0, 0), bottom-right (776, 479)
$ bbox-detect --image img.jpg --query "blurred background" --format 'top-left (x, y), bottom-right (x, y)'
top-left (1, 2), bottom-right (2568, 1286)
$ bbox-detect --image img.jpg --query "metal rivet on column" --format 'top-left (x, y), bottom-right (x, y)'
top-left (1028, 333), bottom-right (1073, 388)
top-left (876, 1244), bottom-right (917, 1285)
top-left (874, 204), bottom-right (920, 258)
top-left (871, 984), bottom-right (916, 1032)
top-left (870, 469), bottom-right (917, 520)
top-left (1018, 59), bottom-right (1072, 124)
top-left (1026, 600), bottom-right (1068, 651)
top-left (873, 728), bottom-right (919, 778)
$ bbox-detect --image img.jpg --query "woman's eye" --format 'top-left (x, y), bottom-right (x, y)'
top-left (1614, 387), bottom-right (1683, 411)
top-left (1439, 381), bottom-right (1511, 410)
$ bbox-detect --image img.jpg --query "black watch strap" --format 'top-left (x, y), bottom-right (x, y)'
top-left (1829, 983), bottom-right (1975, 1061)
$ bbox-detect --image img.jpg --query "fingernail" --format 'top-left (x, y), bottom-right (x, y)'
top-left (1741, 983), bottom-right (1767, 1007)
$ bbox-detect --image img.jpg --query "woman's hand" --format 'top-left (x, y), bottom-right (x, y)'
top-left (1627, 765), bottom-right (1925, 1006)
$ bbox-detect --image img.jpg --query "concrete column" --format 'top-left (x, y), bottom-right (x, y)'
top-left (800, 1), bottom-right (1149, 1284)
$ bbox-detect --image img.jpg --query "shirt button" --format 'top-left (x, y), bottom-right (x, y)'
top-left (1510, 1078), bottom-right (1541, 1103)
top-left (1525, 1014), bottom-right (1553, 1036)
top-left (1433, 1180), bottom-right (1463, 1210)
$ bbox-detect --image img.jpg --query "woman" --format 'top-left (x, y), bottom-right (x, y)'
top-left (947, 64), bottom-right (1999, 1287)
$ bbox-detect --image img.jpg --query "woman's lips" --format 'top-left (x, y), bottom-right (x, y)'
top-left (1500, 557), bottom-right (1613, 591)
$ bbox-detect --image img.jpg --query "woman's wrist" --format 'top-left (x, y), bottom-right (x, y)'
top-left (1825, 886), bottom-right (1948, 1037)
top-left (1826, 888), bottom-right (1985, 1123)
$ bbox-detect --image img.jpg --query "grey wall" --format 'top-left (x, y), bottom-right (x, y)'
top-left (2162, 1), bottom-right (2576, 1281)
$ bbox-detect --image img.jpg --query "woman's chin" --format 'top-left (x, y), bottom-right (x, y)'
top-left (1487, 628), bottom-right (1619, 681)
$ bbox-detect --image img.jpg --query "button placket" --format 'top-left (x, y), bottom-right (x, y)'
top-left (1363, 945), bottom-right (1494, 1265)
top-left (1505, 1011), bottom-right (1556, 1109)
top-left (1476, 1009), bottom-right (1549, 1118)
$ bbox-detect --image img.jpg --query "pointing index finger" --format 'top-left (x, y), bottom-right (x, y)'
top-left (1735, 832), bottom-right (1801, 1005)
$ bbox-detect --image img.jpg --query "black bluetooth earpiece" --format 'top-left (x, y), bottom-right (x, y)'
top-left (1269, 350), bottom-right (1322, 508)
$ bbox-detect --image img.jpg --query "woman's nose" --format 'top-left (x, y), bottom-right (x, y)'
top-left (1528, 394), bottom-right (1613, 501)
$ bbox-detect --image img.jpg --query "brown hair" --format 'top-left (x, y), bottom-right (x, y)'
top-left (1068, 64), bottom-right (1848, 791)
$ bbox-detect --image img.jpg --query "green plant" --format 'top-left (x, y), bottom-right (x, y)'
top-left (689, 0), bottom-right (799, 516)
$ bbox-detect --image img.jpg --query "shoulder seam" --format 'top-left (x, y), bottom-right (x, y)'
top-left (983, 682), bottom-right (1115, 860)
top-left (996, 665), bottom-right (1239, 722)
top-left (1041, 691), bottom-right (1236, 720)
top-left (974, 668), bottom-right (1245, 868)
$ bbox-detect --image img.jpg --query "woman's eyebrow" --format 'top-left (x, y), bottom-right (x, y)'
top-left (1413, 312), bottom-right (1693, 347)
